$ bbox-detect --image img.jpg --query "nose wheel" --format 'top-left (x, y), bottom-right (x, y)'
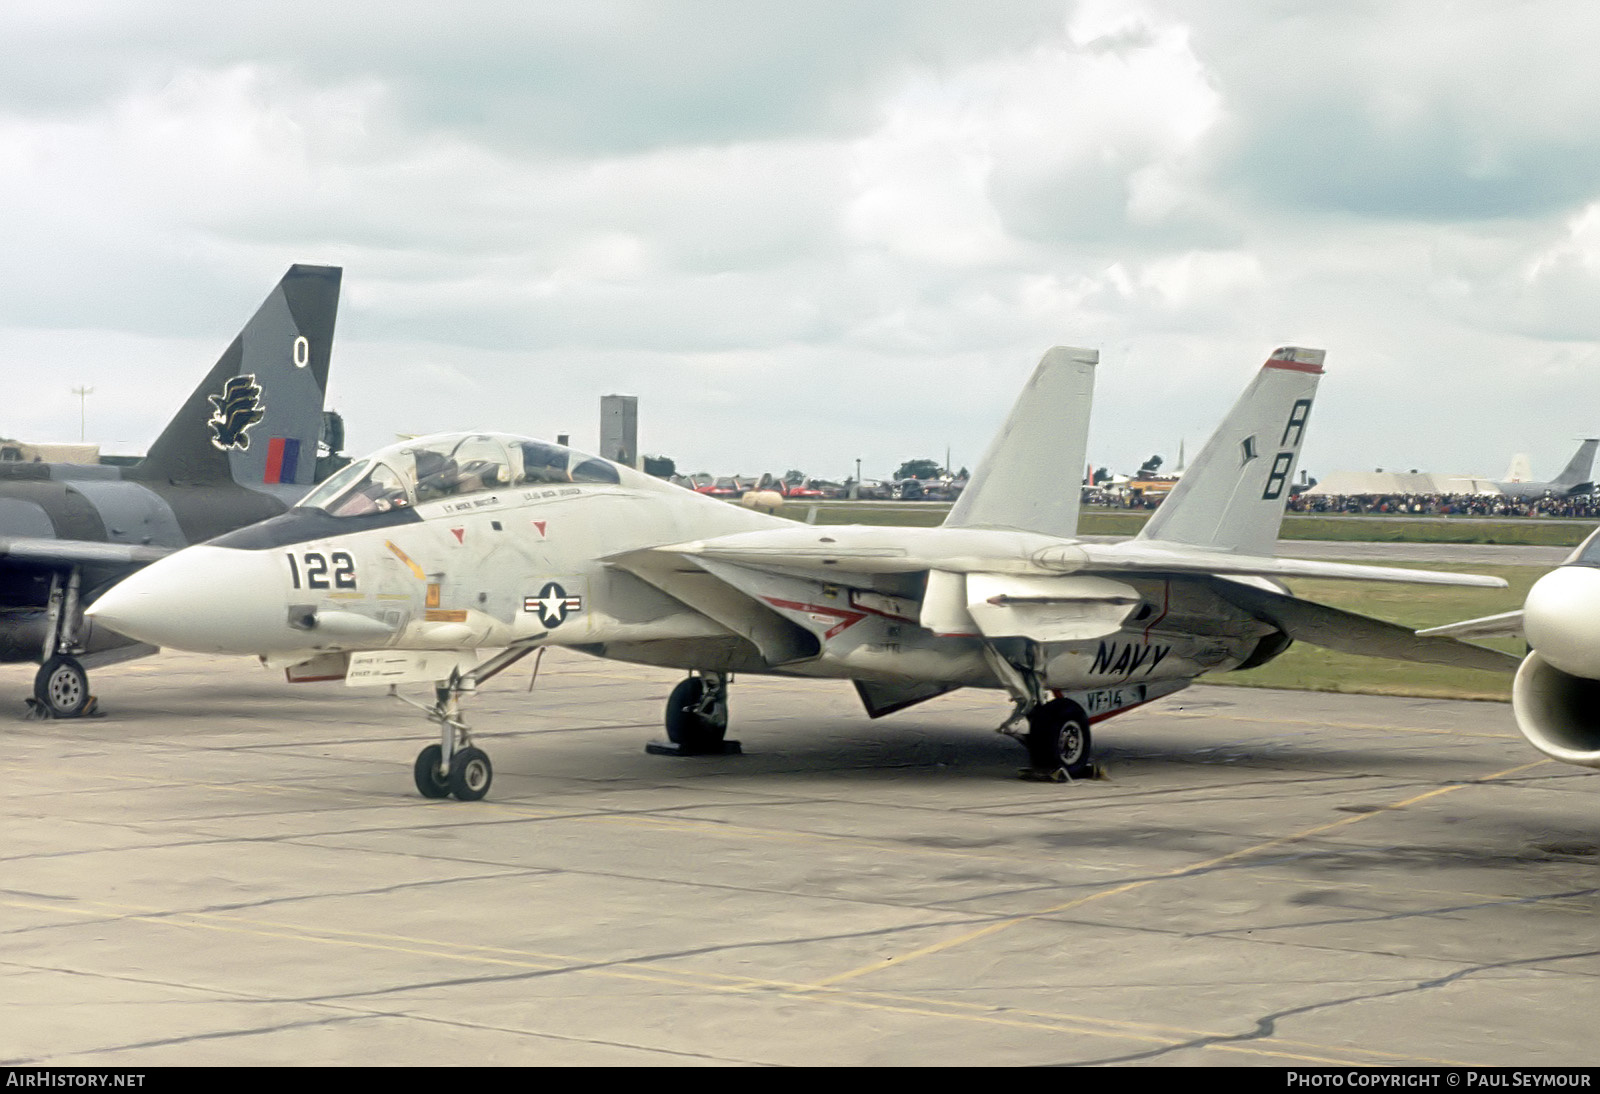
top-left (31, 655), bottom-right (94, 719)
top-left (26, 568), bottom-right (101, 720)
top-left (406, 678), bottom-right (496, 802)
top-left (415, 742), bottom-right (493, 801)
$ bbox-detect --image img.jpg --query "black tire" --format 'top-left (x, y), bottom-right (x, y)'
top-left (413, 745), bottom-right (451, 799)
top-left (664, 676), bottom-right (728, 753)
top-left (1026, 698), bottom-right (1093, 778)
top-left (34, 656), bottom-right (89, 719)
top-left (448, 746), bottom-right (493, 801)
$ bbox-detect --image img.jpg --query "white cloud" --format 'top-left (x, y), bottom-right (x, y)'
top-left (4, 2), bottom-right (1600, 485)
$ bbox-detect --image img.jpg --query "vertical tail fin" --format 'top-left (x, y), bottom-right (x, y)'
top-left (135, 264), bottom-right (342, 489)
top-left (1553, 438), bottom-right (1598, 490)
top-left (1135, 347), bottom-right (1324, 556)
top-left (943, 346), bottom-right (1097, 539)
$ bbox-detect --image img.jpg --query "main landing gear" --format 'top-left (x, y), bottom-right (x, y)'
top-left (647, 671), bottom-right (741, 756)
top-left (1023, 697), bottom-right (1094, 782)
top-left (983, 641), bottom-right (1098, 782)
top-left (397, 646), bottom-right (538, 801)
top-left (26, 569), bottom-right (99, 720)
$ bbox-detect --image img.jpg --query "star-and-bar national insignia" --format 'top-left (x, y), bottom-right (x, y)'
top-left (524, 581), bottom-right (582, 627)
top-left (208, 373), bottom-right (266, 451)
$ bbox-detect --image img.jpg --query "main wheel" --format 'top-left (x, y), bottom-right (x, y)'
top-left (664, 677), bottom-right (728, 753)
top-left (34, 656), bottom-right (90, 719)
top-left (413, 745), bottom-right (451, 799)
top-left (1026, 698), bottom-right (1093, 778)
top-left (448, 747), bottom-right (493, 801)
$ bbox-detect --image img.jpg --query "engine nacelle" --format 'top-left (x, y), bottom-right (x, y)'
top-left (1511, 651), bottom-right (1600, 768)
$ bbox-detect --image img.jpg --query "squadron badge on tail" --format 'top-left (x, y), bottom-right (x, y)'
top-left (208, 374), bottom-right (266, 450)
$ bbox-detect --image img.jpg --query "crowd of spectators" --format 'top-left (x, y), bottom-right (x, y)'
top-left (1077, 485), bottom-right (1600, 518)
top-left (1287, 492), bottom-right (1600, 518)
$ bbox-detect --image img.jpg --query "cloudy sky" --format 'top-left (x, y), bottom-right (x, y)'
top-left (4, 0), bottom-right (1599, 484)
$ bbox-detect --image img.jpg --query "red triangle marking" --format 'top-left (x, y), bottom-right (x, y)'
top-left (451, 528), bottom-right (465, 544)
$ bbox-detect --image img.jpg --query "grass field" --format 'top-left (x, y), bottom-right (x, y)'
top-left (785, 499), bottom-right (1595, 547)
top-left (1212, 562), bottom-right (1533, 701)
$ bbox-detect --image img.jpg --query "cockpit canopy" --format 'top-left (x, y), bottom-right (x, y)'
top-left (299, 432), bottom-right (622, 518)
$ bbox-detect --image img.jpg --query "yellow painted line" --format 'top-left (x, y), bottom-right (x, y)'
top-left (1, 895), bottom-right (1444, 1066)
top-left (806, 758), bottom-right (1554, 990)
top-left (385, 540), bottom-right (425, 580)
top-left (5, 758), bottom-right (1570, 922)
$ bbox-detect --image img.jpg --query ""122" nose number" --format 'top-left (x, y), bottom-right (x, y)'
top-left (287, 551), bottom-right (356, 590)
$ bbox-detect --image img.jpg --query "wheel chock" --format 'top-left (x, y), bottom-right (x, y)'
top-left (646, 738), bottom-right (743, 757)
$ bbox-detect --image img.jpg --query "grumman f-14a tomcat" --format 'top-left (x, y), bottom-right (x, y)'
top-left (88, 346), bottom-right (1516, 801)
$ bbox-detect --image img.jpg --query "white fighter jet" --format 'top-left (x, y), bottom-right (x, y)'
top-left (1420, 531), bottom-right (1600, 770)
top-left (89, 346), bottom-right (1516, 801)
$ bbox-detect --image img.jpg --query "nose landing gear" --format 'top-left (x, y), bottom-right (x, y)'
top-left (398, 643), bottom-right (539, 801)
top-left (405, 676), bottom-right (494, 802)
top-left (25, 569), bottom-right (101, 720)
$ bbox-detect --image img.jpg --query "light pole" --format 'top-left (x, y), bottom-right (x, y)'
top-left (71, 385), bottom-right (94, 442)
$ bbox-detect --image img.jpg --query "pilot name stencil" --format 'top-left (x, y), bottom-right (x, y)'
top-left (1090, 640), bottom-right (1171, 678)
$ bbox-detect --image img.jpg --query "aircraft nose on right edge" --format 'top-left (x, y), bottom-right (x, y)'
top-left (1523, 565), bottom-right (1600, 680)
top-left (88, 546), bottom-right (295, 654)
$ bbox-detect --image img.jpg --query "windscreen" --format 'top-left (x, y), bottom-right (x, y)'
top-left (301, 433), bottom-right (620, 517)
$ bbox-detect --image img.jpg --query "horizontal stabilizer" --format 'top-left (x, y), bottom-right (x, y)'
top-left (1211, 578), bottom-right (1520, 672)
top-left (944, 346), bottom-right (1097, 538)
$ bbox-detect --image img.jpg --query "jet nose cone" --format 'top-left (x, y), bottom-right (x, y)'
top-left (89, 546), bottom-right (296, 654)
top-left (1523, 565), bottom-right (1600, 679)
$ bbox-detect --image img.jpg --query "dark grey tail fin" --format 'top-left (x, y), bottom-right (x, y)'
top-left (134, 265), bottom-right (342, 488)
top-left (1554, 438), bottom-right (1599, 490)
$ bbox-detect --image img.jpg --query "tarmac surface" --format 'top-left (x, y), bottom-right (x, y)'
top-left (3, 647), bottom-right (1598, 1067)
